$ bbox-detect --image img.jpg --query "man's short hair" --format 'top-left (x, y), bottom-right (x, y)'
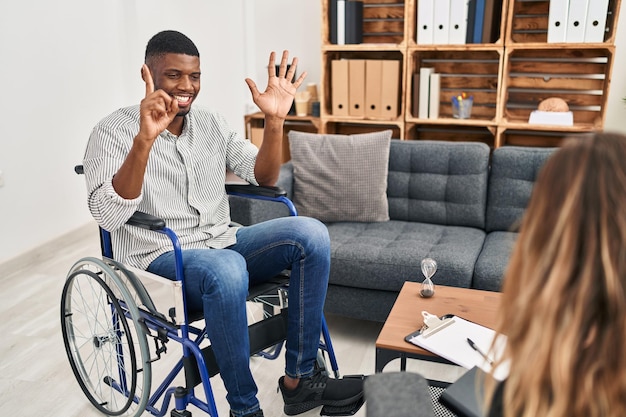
top-left (145, 30), bottom-right (199, 62)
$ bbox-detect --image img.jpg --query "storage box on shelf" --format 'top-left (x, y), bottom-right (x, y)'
top-left (325, 120), bottom-right (404, 138)
top-left (498, 128), bottom-right (586, 147)
top-left (320, 49), bottom-right (406, 127)
top-left (322, 0), bottom-right (408, 45)
top-left (407, 0), bottom-right (507, 46)
top-left (405, 47), bottom-right (503, 124)
top-left (244, 112), bottom-right (320, 163)
top-left (500, 46), bottom-right (614, 132)
top-left (505, 0), bottom-right (621, 44)
top-left (320, 0), bottom-right (408, 137)
top-left (303, 0), bottom-right (622, 147)
top-left (405, 123), bottom-right (497, 147)
top-left (496, 0), bottom-right (620, 147)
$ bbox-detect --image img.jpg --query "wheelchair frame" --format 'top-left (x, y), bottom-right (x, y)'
top-left (61, 178), bottom-right (340, 417)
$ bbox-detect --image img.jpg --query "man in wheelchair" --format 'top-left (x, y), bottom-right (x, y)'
top-left (82, 30), bottom-right (363, 417)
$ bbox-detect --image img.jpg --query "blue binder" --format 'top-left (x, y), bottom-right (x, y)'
top-left (472, 0), bottom-right (486, 43)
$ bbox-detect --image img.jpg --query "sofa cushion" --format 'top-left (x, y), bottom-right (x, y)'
top-left (486, 146), bottom-right (556, 232)
top-left (472, 231), bottom-right (517, 291)
top-left (386, 140), bottom-right (490, 229)
top-left (326, 220), bottom-right (486, 291)
top-left (288, 130), bottom-right (392, 223)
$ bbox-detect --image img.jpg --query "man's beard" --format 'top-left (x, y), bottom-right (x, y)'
top-left (177, 107), bottom-right (191, 117)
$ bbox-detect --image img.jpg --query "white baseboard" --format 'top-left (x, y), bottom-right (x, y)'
top-left (0, 221), bottom-right (98, 279)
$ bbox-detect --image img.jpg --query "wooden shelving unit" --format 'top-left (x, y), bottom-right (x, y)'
top-left (313, 0), bottom-right (622, 148)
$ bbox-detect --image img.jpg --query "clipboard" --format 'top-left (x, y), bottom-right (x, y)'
top-left (405, 311), bottom-right (509, 381)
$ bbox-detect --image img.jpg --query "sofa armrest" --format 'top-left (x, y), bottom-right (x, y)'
top-left (364, 372), bottom-right (435, 417)
top-left (276, 161), bottom-right (294, 199)
top-left (228, 162), bottom-right (295, 226)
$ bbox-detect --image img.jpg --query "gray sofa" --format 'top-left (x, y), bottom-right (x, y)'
top-left (230, 140), bottom-right (555, 322)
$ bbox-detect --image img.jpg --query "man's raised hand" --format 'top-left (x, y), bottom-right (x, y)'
top-left (245, 51), bottom-right (307, 119)
top-left (138, 64), bottom-right (179, 142)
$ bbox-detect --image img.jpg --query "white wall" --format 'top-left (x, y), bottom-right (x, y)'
top-left (0, 0), bottom-right (250, 264)
top-left (0, 0), bottom-right (623, 265)
top-left (244, 0), bottom-right (322, 114)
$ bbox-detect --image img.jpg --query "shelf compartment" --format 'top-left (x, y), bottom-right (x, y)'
top-left (505, 0), bottom-right (621, 44)
top-left (405, 123), bottom-right (496, 148)
top-left (244, 112), bottom-right (320, 162)
top-left (406, 48), bottom-right (503, 121)
top-left (501, 47), bottom-right (614, 129)
top-left (321, 50), bottom-right (406, 120)
top-left (362, 0), bottom-right (406, 44)
top-left (497, 127), bottom-right (589, 148)
top-left (322, 0), bottom-right (407, 46)
top-left (324, 120), bottom-right (404, 138)
top-left (408, 0), bottom-right (505, 46)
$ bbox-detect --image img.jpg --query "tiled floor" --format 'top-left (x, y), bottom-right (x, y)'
top-left (0, 222), bottom-right (462, 417)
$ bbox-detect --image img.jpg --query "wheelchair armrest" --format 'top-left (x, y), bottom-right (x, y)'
top-left (127, 211), bottom-right (166, 231)
top-left (226, 184), bottom-right (287, 198)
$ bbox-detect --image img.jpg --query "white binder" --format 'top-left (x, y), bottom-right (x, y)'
top-left (433, 0), bottom-right (451, 44)
top-left (547, 0), bottom-right (569, 43)
top-left (418, 67), bottom-right (435, 118)
top-left (428, 73), bottom-right (441, 119)
top-left (565, 0), bottom-right (589, 43)
top-left (336, 0), bottom-right (346, 45)
top-left (417, 0), bottom-right (435, 44)
top-left (584, 0), bottom-right (610, 42)
top-left (448, 0), bottom-right (469, 44)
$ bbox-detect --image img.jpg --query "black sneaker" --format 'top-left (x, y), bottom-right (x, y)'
top-left (278, 370), bottom-right (364, 415)
top-left (229, 409), bottom-right (264, 417)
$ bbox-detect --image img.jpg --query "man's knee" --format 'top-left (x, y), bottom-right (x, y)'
top-left (185, 249), bottom-right (249, 296)
top-left (291, 217), bottom-right (330, 251)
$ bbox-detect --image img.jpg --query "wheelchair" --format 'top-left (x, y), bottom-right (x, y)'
top-left (61, 167), bottom-right (355, 417)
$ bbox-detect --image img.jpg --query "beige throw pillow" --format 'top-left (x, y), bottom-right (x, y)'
top-left (288, 130), bottom-right (392, 222)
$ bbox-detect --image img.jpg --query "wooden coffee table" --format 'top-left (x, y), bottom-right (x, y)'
top-left (375, 281), bottom-right (501, 372)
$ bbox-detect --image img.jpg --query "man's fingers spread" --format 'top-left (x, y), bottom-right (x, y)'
top-left (286, 57), bottom-right (298, 81)
top-left (293, 71), bottom-right (308, 89)
top-left (267, 51), bottom-right (277, 78)
top-left (277, 50), bottom-right (289, 78)
top-left (245, 78), bottom-right (260, 99)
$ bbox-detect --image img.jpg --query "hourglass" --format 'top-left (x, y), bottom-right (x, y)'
top-left (420, 258), bottom-right (437, 298)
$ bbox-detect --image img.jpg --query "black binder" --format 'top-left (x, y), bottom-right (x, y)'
top-left (329, 0), bottom-right (363, 44)
top-left (439, 366), bottom-right (485, 417)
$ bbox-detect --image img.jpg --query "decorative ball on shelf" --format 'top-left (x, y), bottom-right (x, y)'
top-left (537, 97), bottom-right (569, 112)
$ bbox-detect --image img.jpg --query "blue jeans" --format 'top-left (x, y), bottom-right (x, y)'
top-left (147, 216), bottom-right (330, 417)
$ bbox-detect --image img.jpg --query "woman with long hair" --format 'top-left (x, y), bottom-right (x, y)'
top-left (487, 132), bottom-right (626, 416)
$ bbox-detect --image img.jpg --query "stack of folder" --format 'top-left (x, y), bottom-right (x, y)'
top-left (416, 0), bottom-right (502, 45)
top-left (547, 0), bottom-right (610, 43)
top-left (331, 59), bottom-right (401, 119)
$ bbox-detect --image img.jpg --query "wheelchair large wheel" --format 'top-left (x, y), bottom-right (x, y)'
top-left (61, 257), bottom-right (152, 417)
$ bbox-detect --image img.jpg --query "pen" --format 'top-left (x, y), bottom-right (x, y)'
top-left (467, 338), bottom-right (494, 365)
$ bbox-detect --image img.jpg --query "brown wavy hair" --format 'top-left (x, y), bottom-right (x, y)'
top-left (488, 132), bottom-right (626, 416)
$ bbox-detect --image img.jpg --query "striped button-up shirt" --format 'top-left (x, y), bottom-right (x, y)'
top-left (83, 105), bottom-right (259, 269)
